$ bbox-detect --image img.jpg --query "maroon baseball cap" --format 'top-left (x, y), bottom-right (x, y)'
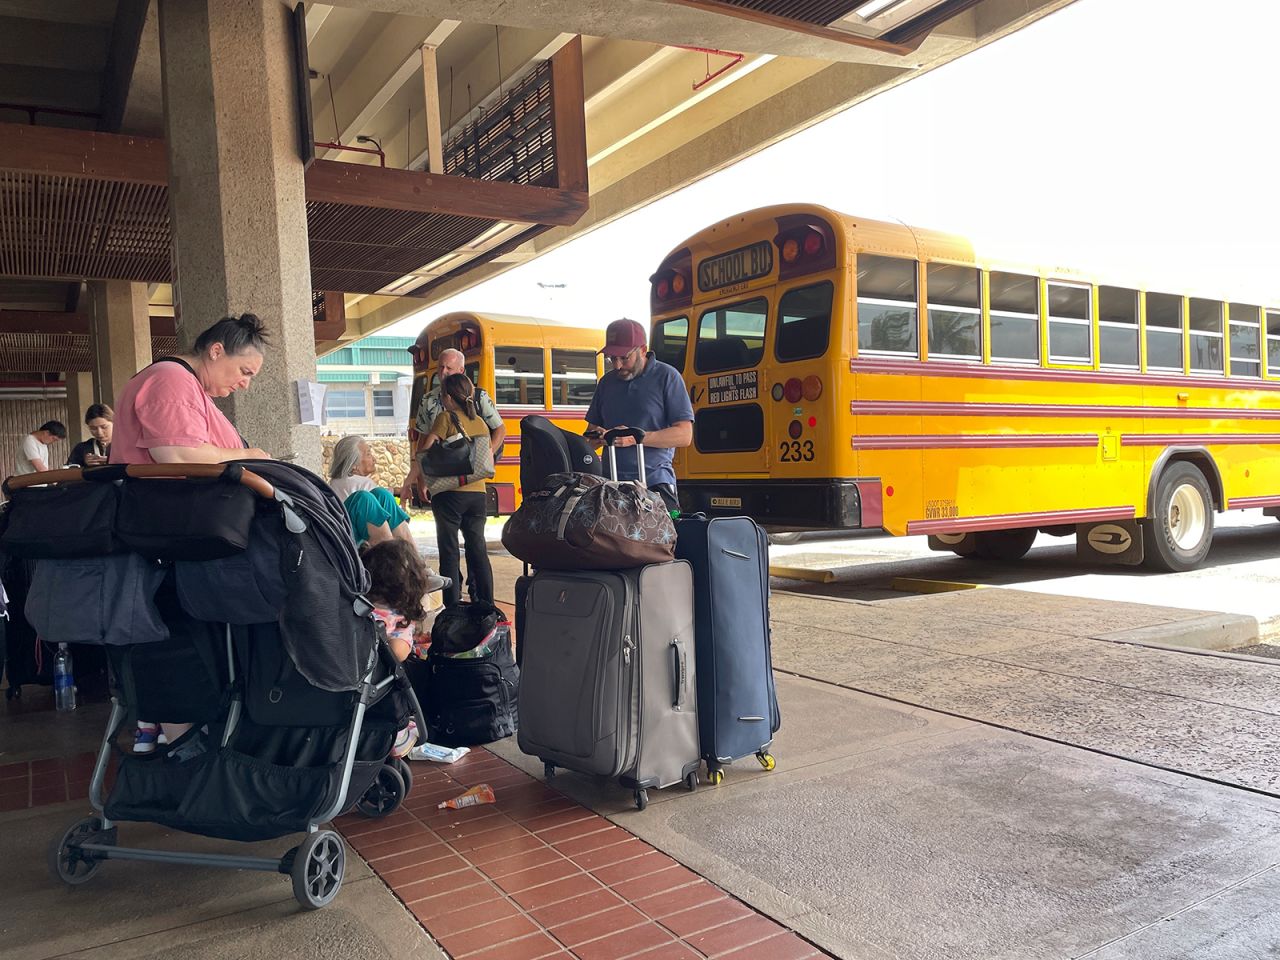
top-left (599, 318), bottom-right (647, 358)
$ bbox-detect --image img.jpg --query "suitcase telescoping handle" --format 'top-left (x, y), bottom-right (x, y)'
top-left (3, 461), bottom-right (276, 500)
top-left (602, 427), bottom-right (647, 487)
top-left (670, 637), bottom-right (689, 710)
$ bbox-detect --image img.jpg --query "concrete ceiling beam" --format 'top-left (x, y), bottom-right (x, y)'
top-left (291, 0), bottom-right (958, 63)
top-left (0, 0), bottom-right (116, 26)
top-left (0, 15), bottom-right (110, 72)
top-left (305, 2), bottom-right (334, 43)
top-left (312, 14), bottom-right (459, 157)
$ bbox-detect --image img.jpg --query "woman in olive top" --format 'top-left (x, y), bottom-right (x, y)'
top-left (419, 373), bottom-right (493, 607)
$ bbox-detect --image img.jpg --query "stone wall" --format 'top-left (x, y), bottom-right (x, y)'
top-left (320, 435), bottom-right (412, 489)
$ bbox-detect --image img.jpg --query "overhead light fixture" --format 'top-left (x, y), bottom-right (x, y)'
top-left (854, 0), bottom-right (913, 19)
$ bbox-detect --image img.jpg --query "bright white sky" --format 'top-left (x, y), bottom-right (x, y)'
top-left (385, 0), bottom-right (1279, 337)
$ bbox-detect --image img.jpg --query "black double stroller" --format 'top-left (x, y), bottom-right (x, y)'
top-left (2, 459), bottom-right (426, 909)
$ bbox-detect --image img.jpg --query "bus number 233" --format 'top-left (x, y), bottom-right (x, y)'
top-left (778, 440), bottom-right (814, 462)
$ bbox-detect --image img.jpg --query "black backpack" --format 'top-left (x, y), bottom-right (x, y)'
top-left (407, 603), bottom-right (519, 747)
top-left (519, 415), bottom-right (602, 494)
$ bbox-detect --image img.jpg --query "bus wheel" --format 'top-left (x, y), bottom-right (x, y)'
top-left (972, 528), bottom-right (1037, 562)
top-left (1143, 462), bottom-right (1214, 572)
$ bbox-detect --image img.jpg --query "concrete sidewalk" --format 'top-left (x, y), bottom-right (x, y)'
top-left (6, 547), bottom-right (1280, 959)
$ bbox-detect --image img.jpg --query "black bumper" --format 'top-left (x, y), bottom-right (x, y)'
top-left (677, 479), bottom-right (863, 529)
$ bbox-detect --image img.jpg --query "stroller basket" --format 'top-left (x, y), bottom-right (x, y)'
top-left (8, 462), bottom-right (427, 910)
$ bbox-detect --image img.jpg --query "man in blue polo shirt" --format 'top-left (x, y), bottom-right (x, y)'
top-left (585, 318), bottom-right (693, 512)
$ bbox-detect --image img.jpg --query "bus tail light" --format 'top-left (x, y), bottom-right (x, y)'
top-left (788, 420), bottom-right (803, 439)
top-left (650, 247), bottom-right (693, 311)
top-left (783, 378), bottom-right (803, 403)
top-left (773, 214), bottom-right (837, 282)
top-left (802, 375), bottom-right (823, 401)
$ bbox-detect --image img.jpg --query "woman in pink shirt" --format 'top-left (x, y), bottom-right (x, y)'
top-left (112, 313), bottom-right (272, 754)
top-left (111, 313), bottom-right (273, 466)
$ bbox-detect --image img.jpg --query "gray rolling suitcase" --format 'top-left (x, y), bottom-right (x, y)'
top-left (516, 434), bottom-right (700, 809)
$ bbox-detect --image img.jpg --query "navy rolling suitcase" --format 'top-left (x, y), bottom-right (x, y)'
top-left (674, 515), bottom-right (779, 782)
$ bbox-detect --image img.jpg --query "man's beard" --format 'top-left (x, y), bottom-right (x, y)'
top-left (616, 369), bottom-right (635, 381)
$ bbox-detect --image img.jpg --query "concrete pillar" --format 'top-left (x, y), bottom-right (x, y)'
top-left (89, 280), bottom-right (152, 406)
top-left (158, 0), bottom-right (319, 469)
top-left (65, 371), bottom-right (94, 444)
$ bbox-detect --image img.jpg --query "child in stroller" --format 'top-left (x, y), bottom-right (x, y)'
top-left (360, 539), bottom-right (449, 758)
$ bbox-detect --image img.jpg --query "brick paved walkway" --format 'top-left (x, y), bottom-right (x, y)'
top-left (336, 747), bottom-right (829, 960)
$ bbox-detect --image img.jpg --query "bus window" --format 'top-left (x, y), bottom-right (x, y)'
top-left (550, 349), bottom-right (598, 406)
top-left (495, 346), bottom-right (546, 405)
top-left (989, 271), bottom-right (1040, 364)
top-left (1046, 282), bottom-right (1092, 365)
top-left (856, 255), bottom-right (918, 357)
top-left (1098, 287), bottom-right (1139, 369)
top-left (695, 298), bottom-right (767, 374)
top-left (1145, 293), bottom-right (1184, 372)
top-left (1228, 303), bottom-right (1262, 377)
top-left (653, 316), bottom-right (689, 370)
top-left (1189, 299), bottom-right (1224, 375)
top-left (1268, 310), bottom-right (1280, 376)
top-left (776, 282), bottom-right (833, 362)
top-left (925, 264), bottom-right (980, 361)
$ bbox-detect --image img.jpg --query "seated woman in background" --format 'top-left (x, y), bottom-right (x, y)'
top-left (67, 403), bottom-right (114, 467)
top-left (329, 434), bottom-right (414, 548)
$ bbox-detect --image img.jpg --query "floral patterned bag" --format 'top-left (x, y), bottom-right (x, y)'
top-left (500, 473), bottom-right (676, 570)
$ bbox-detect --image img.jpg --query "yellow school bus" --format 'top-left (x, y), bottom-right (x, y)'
top-left (409, 312), bottom-right (604, 513)
top-left (649, 203), bottom-right (1280, 571)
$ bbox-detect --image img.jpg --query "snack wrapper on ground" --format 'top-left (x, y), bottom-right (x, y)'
top-left (438, 783), bottom-right (496, 810)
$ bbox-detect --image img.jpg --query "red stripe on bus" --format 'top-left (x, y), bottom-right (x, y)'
top-left (850, 400), bottom-right (1280, 420)
top-left (849, 358), bottom-right (1280, 392)
top-left (852, 433), bottom-right (1098, 450)
top-left (1120, 434), bottom-right (1280, 446)
top-left (908, 506), bottom-right (1135, 535)
top-left (497, 408), bottom-right (589, 419)
top-left (1228, 495), bottom-right (1280, 509)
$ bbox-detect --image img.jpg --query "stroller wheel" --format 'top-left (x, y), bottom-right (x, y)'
top-left (291, 830), bottom-right (345, 910)
top-left (356, 764), bottom-right (407, 818)
top-left (48, 816), bottom-right (109, 886)
top-left (393, 757), bottom-right (413, 798)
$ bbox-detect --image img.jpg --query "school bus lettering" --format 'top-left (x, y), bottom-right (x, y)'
top-left (707, 370), bottom-right (758, 404)
top-left (925, 499), bottom-right (959, 520)
top-left (697, 241), bottom-right (774, 292)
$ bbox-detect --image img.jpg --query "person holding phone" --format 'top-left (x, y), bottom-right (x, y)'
top-left (584, 318), bottom-right (693, 512)
top-left (68, 403), bottom-right (114, 468)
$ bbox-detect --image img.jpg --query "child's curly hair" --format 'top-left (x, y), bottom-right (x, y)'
top-left (361, 540), bottom-right (431, 621)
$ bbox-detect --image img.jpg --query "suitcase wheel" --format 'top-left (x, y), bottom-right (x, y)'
top-left (634, 788), bottom-right (649, 811)
top-left (684, 771), bottom-right (698, 792)
top-left (543, 762), bottom-right (556, 781)
top-left (707, 768), bottom-right (724, 786)
top-left (756, 752), bottom-right (776, 772)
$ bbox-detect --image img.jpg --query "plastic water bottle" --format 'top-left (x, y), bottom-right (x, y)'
top-left (53, 643), bottom-right (76, 712)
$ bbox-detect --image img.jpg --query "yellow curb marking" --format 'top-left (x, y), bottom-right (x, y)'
top-left (768, 564), bottom-right (837, 583)
top-left (891, 577), bottom-right (986, 593)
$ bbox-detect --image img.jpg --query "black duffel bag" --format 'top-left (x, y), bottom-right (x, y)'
top-left (116, 466), bottom-right (256, 560)
top-left (0, 470), bottom-right (121, 558)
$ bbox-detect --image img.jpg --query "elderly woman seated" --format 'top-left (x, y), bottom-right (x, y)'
top-left (329, 435), bottom-right (414, 548)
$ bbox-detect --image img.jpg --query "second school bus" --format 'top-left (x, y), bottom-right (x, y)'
top-left (410, 312), bottom-right (604, 513)
top-left (649, 203), bottom-right (1280, 572)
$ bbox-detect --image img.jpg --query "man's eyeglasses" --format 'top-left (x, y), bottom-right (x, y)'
top-left (607, 348), bottom-right (640, 365)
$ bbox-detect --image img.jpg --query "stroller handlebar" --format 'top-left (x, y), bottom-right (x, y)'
top-left (4, 462), bottom-right (276, 499)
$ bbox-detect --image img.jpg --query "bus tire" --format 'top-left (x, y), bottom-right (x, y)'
top-left (1143, 462), bottom-right (1214, 572)
top-left (971, 528), bottom-right (1037, 562)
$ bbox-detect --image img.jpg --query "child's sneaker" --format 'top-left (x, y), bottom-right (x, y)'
top-left (392, 721), bottom-right (419, 759)
top-left (133, 723), bottom-right (160, 754)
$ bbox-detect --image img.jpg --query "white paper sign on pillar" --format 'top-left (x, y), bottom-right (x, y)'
top-left (295, 380), bottom-right (328, 426)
